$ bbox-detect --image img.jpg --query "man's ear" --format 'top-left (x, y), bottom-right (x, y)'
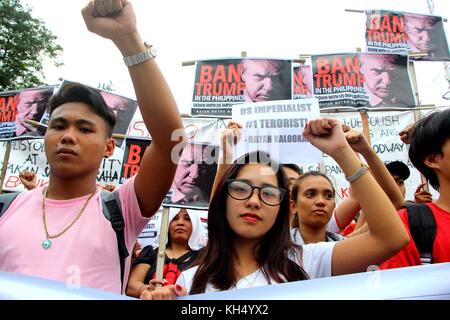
top-left (104, 137), bottom-right (116, 158)
top-left (424, 153), bottom-right (442, 171)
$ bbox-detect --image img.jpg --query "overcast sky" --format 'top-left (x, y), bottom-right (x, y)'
top-left (21, 0), bottom-right (450, 115)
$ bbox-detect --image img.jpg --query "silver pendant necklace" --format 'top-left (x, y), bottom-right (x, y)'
top-left (41, 187), bottom-right (97, 249)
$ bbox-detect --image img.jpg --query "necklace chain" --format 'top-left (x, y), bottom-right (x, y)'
top-left (238, 268), bottom-right (262, 288)
top-left (42, 187), bottom-right (97, 240)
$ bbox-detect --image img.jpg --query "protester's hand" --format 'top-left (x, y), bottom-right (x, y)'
top-left (221, 121), bottom-right (242, 164)
top-left (344, 129), bottom-right (372, 155)
top-left (414, 183), bottom-right (433, 203)
top-left (103, 183), bottom-right (116, 192)
top-left (137, 279), bottom-right (166, 297)
top-left (303, 118), bottom-right (348, 157)
top-left (132, 241), bottom-right (142, 258)
top-left (399, 123), bottom-right (415, 145)
top-left (140, 284), bottom-right (186, 300)
top-left (19, 171), bottom-right (37, 190)
top-left (82, 0), bottom-right (137, 42)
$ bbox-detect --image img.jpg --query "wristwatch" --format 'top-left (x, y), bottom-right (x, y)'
top-left (123, 42), bottom-right (156, 67)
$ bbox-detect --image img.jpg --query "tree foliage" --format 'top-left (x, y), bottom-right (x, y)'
top-left (0, 0), bottom-right (63, 91)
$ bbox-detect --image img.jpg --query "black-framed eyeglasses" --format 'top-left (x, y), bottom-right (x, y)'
top-left (227, 179), bottom-right (286, 206)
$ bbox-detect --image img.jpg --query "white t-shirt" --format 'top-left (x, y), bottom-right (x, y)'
top-left (176, 241), bottom-right (335, 293)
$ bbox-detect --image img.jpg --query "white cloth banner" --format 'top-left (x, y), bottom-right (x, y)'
top-left (314, 111), bottom-right (422, 202)
top-left (127, 112), bottom-right (223, 145)
top-left (0, 139), bottom-right (124, 192)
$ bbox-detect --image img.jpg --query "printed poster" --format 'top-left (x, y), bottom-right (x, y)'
top-left (365, 10), bottom-right (450, 61)
top-left (312, 53), bottom-right (415, 109)
top-left (191, 58), bottom-right (293, 117)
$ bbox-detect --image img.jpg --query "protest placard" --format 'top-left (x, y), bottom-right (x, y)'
top-left (119, 137), bottom-right (151, 184)
top-left (164, 142), bottom-right (219, 209)
top-left (293, 65), bottom-right (313, 99)
top-left (0, 87), bottom-right (56, 139)
top-left (0, 139), bottom-right (124, 192)
top-left (127, 111), bottom-right (222, 145)
top-left (365, 10), bottom-right (450, 61)
top-left (119, 139), bottom-right (218, 209)
top-left (313, 111), bottom-right (425, 202)
top-left (191, 58), bottom-right (293, 117)
top-left (312, 53), bottom-right (415, 109)
top-left (232, 99), bottom-right (322, 164)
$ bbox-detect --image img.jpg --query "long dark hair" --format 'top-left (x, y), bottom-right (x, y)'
top-left (190, 151), bottom-right (309, 294)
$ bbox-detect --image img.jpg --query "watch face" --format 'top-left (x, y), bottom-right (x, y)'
top-left (149, 47), bottom-right (156, 57)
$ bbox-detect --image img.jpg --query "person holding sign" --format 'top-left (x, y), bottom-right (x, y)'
top-left (140, 118), bottom-right (409, 299)
top-left (241, 59), bottom-right (291, 103)
top-left (126, 209), bottom-right (202, 298)
top-left (0, 0), bottom-right (185, 294)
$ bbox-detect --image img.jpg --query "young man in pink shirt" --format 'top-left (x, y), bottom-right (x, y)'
top-left (0, 0), bottom-right (185, 294)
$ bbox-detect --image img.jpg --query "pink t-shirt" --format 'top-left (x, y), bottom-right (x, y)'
top-left (0, 176), bottom-right (149, 294)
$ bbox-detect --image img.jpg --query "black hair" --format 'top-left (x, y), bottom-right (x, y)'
top-left (409, 109), bottom-right (450, 191)
top-left (282, 164), bottom-right (303, 176)
top-left (47, 83), bottom-right (116, 137)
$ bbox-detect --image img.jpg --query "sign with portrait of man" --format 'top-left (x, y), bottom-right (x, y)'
top-left (365, 10), bottom-right (450, 62)
top-left (311, 53), bottom-right (416, 109)
top-left (0, 86), bottom-right (56, 139)
top-left (119, 139), bottom-right (219, 209)
top-left (164, 142), bottom-right (219, 209)
top-left (191, 58), bottom-right (293, 117)
top-left (293, 65), bottom-right (313, 99)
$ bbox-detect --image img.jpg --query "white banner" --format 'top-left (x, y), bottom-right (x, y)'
top-left (317, 111), bottom-right (421, 202)
top-left (232, 99), bottom-right (322, 164)
top-left (0, 139), bottom-right (124, 192)
top-left (127, 112), bottom-right (223, 145)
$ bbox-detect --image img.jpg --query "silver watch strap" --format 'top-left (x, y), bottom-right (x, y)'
top-left (123, 43), bottom-right (156, 67)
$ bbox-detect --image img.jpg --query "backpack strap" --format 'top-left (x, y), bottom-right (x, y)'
top-left (404, 202), bottom-right (437, 264)
top-left (326, 231), bottom-right (343, 242)
top-left (101, 191), bottom-right (129, 293)
top-left (0, 190), bottom-right (130, 292)
top-left (0, 192), bottom-right (21, 218)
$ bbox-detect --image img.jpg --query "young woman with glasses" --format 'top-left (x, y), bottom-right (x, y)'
top-left (140, 118), bottom-right (409, 299)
